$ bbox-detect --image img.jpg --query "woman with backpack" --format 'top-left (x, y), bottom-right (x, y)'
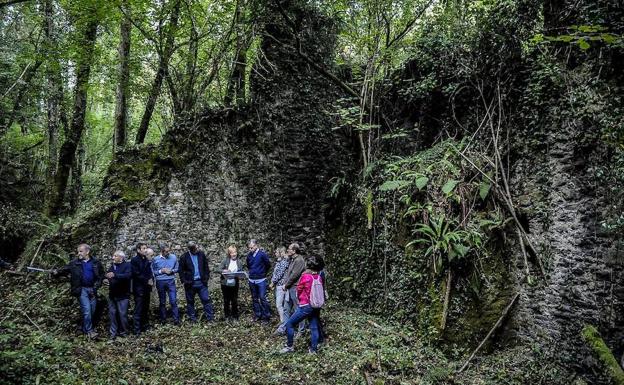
top-left (280, 255), bottom-right (325, 354)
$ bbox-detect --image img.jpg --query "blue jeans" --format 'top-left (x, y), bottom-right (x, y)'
top-left (185, 280), bottom-right (214, 321)
top-left (288, 287), bottom-right (305, 332)
top-left (286, 305), bottom-right (320, 351)
top-left (156, 279), bottom-right (179, 323)
top-left (78, 287), bottom-right (96, 334)
top-left (108, 298), bottom-right (129, 337)
top-left (249, 279), bottom-right (271, 321)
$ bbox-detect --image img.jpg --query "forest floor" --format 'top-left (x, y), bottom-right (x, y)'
top-left (0, 272), bottom-right (572, 385)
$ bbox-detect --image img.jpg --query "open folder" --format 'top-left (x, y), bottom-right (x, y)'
top-left (222, 271), bottom-right (248, 279)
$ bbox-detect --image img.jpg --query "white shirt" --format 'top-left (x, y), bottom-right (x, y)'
top-left (227, 259), bottom-right (238, 285)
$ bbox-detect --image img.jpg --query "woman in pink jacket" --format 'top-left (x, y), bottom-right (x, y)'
top-left (280, 255), bottom-right (324, 354)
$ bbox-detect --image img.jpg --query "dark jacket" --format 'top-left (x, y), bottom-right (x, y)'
top-left (284, 254), bottom-right (306, 289)
top-left (246, 249), bottom-right (270, 280)
top-left (131, 254), bottom-right (153, 295)
top-left (108, 261), bottom-right (131, 299)
top-left (55, 257), bottom-right (104, 297)
top-left (218, 257), bottom-right (245, 286)
top-left (179, 250), bottom-right (210, 286)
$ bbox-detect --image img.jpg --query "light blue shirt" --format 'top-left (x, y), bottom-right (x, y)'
top-left (190, 254), bottom-right (200, 280)
top-left (152, 254), bottom-right (178, 281)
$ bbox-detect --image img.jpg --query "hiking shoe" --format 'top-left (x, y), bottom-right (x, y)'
top-left (308, 348), bottom-right (318, 354)
top-left (87, 331), bottom-right (98, 339)
top-left (279, 346), bottom-right (294, 354)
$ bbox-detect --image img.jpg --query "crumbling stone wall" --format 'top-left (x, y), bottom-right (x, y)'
top-left (51, 2), bottom-right (353, 275)
top-left (509, 63), bottom-right (624, 368)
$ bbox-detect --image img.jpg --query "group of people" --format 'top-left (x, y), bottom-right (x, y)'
top-left (52, 239), bottom-right (326, 353)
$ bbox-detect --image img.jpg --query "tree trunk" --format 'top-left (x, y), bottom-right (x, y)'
top-left (45, 15), bottom-right (98, 217)
top-left (69, 139), bottom-right (84, 213)
top-left (113, 0), bottom-right (131, 152)
top-left (44, 0), bottom-right (61, 188)
top-left (135, 0), bottom-right (180, 145)
top-left (181, 20), bottom-right (198, 114)
top-left (2, 59), bottom-right (43, 135)
top-left (225, 0), bottom-right (248, 107)
top-left (440, 268), bottom-right (452, 331)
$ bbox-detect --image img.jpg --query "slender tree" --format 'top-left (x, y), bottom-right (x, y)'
top-left (44, 0), bottom-right (62, 189)
top-left (113, 0), bottom-right (131, 152)
top-left (46, 5), bottom-right (100, 216)
top-left (135, 0), bottom-right (180, 145)
top-left (224, 0), bottom-right (250, 107)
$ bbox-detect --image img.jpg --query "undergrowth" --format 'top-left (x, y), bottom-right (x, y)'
top-left (0, 272), bottom-right (571, 385)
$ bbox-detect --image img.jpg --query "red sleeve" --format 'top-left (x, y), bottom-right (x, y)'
top-left (297, 273), bottom-right (312, 298)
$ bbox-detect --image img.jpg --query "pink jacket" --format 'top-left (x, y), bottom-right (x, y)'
top-left (296, 272), bottom-right (322, 306)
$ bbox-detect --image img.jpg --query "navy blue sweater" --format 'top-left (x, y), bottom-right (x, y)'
top-left (246, 249), bottom-right (270, 280)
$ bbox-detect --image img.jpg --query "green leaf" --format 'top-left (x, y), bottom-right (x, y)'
top-left (415, 176), bottom-right (429, 190)
top-left (578, 38), bottom-right (590, 50)
top-left (379, 180), bottom-right (409, 191)
top-left (441, 179), bottom-right (458, 194)
top-left (452, 244), bottom-right (470, 258)
top-left (479, 180), bottom-right (491, 200)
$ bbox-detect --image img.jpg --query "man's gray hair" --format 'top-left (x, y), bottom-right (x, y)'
top-left (248, 239), bottom-right (258, 247)
top-left (159, 243), bottom-right (169, 252)
top-left (113, 250), bottom-right (126, 259)
top-left (78, 244), bottom-right (91, 253)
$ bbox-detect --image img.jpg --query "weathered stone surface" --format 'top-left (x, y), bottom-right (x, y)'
top-left (44, 2), bottom-right (353, 286)
top-left (509, 65), bottom-right (623, 368)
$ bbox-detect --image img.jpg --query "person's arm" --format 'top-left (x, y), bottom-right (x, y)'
top-left (296, 273), bottom-right (310, 299)
top-left (272, 261), bottom-right (285, 285)
top-left (284, 258), bottom-right (304, 289)
top-left (171, 256), bottom-right (179, 274)
top-left (179, 255), bottom-right (189, 284)
top-left (202, 252), bottom-right (210, 278)
top-left (52, 260), bottom-right (73, 277)
top-left (130, 257), bottom-right (140, 280)
top-left (271, 264), bottom-right (279, 284)
top-left (262, 252), bottom-right (271, 275)
top-left (94, 260), bottom-right (105, 290)
top-left (115, 263), bottom-right (132, 280)
top-left (152, 259), bottom-right (165, 277)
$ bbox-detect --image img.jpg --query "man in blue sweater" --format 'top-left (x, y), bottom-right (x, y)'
top-left (179, 241), bottom-right (215, 322)
top-left (152, 243), bottom-right (180, 325)
top-left (105, 250), bottom-right (131, 339)
top-left (246, 239), bottom-right (271, 323)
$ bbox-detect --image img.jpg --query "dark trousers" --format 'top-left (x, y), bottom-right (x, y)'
top-left (249, 279), bottom-right (271, 321)
top-left (133, 290), bottom-right (151, 334)
top-left (221, 283), bottom-right (239, 320)
top-left (156, 279), bottom-right (179, 323)
top-left (184, 280), bottom-right (214, 321)
top-left (108, 297), bottom-right (129, 337)
top-left (286, 305), bottom-right (321, 352)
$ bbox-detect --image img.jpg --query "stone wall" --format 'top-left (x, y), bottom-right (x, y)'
top-left (509, 64), bottom-right (624, 366)
top-left (49, 2), bottom-right (354, 278)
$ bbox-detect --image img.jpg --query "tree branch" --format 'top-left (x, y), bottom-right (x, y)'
top-left (0, 0), bottom-right (32, 9)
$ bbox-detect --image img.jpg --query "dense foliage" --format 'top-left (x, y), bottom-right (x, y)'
top-left (1, 0), bottom-right (623, 383)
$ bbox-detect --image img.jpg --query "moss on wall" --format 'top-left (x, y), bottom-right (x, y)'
top-left (581, 324), bottom-right (624, 385)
